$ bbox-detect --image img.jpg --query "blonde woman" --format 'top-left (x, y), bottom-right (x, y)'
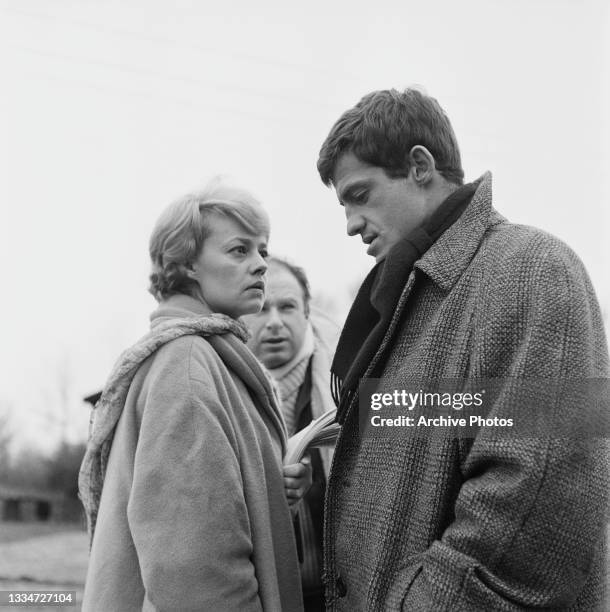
top-left (79, 179), bottom-right (309, 611)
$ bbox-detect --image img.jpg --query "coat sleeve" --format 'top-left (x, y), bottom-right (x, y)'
top-left (126, 340), bottom-right (263, 612)
top-left (397, 238), bottom-right (610, 610)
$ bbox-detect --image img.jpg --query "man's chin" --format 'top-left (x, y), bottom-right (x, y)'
top-left (366, 244), bottom-right (387, 263)
top-left (260, 350), bottom-right (290, 370)
top-left (265, 360), bottom-right (288, 370)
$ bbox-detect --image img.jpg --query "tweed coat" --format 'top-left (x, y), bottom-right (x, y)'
top-left (83, 295), bottom-right (303, 612)
top-left (323, 173), bottom-right (609, 611)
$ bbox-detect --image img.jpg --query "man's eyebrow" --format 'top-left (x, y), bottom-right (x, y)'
top-left (338, 180), bottom-right (371, 205)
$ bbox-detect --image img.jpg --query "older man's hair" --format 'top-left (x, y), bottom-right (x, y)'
top-left (317, 87), bottom-right (464, 186)
top-left (268, 256), bottom-right (311, 317)
top-left (149, 177), bottom-right (269, 302)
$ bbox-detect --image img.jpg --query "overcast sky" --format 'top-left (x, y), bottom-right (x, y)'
top-left (1, 0), bottom-right (608, 453)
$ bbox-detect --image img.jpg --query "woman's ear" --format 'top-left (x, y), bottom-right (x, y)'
top-left (184, 262), bottom-right (197, 279)
top-left (408, 145), bottom-right (436, 186)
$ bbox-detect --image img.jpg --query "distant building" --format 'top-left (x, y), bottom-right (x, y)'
top-left (0, 483), bottom-right (82, 523)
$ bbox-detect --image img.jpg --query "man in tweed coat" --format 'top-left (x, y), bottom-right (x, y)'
top-left (316, 88), bottom-right (609, 610)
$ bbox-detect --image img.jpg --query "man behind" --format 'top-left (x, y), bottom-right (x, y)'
top-left (317, 88), bottom-right (609, 610)
top-left (245, 256), bottom-right (339, 611)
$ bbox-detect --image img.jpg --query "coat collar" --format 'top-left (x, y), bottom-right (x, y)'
top-left (151, 293), bottom-right (212, 325)
top-left (415, 172), bottom-right (505, 291)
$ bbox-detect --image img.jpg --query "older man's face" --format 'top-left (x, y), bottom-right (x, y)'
top-left (244, 263), bottom-right (308, 369)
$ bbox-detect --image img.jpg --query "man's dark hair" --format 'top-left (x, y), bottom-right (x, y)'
top-left (317, 88), bottom-right (464, 186)
top-left (268, 256), bottom-right (311, 317)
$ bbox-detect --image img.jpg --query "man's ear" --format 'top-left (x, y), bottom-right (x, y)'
top-left (408, 145), bottom-right (436, 186)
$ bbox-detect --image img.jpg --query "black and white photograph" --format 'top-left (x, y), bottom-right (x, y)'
top-left (0, 1), bottom-right (608, 610)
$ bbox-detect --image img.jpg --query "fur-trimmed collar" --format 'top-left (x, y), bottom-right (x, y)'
top-left (78, 295), bottom-right (282, 543)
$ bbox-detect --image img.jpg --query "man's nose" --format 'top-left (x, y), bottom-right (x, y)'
top-left (345, 208), bottom-right (364, 237)
top-left (265, 307), bottom-right (283, 329)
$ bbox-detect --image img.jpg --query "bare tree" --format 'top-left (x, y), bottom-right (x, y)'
top-left (0, 401), bottom-right (14, 479)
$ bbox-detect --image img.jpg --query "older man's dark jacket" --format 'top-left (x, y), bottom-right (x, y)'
top-left (323, 173), bottom-right (609, 611)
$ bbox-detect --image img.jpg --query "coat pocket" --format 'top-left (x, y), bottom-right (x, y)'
top-left (455, 566), bottom-right (525, 611)
top-left (386, 555), bottom-right (425, 610)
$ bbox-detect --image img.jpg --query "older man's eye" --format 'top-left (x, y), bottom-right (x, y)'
top-left (353, 190), bottom-right (369, 203)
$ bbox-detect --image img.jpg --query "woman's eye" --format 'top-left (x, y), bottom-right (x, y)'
top-left (232, 246), bottom-right (247, 255)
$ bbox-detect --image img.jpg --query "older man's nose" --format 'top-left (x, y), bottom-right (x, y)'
top-left (265, 307), bottom-right (283, 329)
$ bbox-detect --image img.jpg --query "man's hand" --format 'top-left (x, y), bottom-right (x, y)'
top-left (283, 455), bottom-right (312, 507)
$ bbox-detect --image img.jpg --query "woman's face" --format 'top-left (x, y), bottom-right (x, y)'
top-left (191, 213), bottom-right (268, 319)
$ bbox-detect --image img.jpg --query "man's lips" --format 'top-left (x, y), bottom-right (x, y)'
top-left (365, 236), bottom-right (379, 257)
top-left (261, 337), bottom-right (287, 346)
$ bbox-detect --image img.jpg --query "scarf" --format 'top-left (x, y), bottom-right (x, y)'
top-left (330, 181), bottom-right (478, 423)
top-left (269, 324), bottom-right (315, 435)
top-left (78, 311), bottom-right (284, 542)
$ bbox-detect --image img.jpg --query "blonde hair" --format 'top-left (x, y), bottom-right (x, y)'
top-left (148, 177), bottom-right (269, 302)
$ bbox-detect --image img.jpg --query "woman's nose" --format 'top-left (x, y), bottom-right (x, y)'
top-left (252, 252), bottom-right (268, 275)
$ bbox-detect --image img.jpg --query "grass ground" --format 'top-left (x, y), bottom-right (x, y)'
top-left (0, 522), bottom-right (88, 611)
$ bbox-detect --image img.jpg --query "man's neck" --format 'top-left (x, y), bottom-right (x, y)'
top-left (421, 177), bottom-right (461, 226)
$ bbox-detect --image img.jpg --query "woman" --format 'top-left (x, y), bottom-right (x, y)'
top-left (79, 179), bottom-right (309, 611)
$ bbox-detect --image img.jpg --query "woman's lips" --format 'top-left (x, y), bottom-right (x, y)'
top-left (246, 281), bottom-right (265, 292)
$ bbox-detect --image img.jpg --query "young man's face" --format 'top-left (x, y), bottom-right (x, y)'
top-left (332, 152), bottom-right (428, 262)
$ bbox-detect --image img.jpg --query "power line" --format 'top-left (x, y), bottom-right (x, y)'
top-left (7, 66), bottom-right (320, 128)
top-left (3, 41), bottom-right (343, 112)
top-left (0, 5), bottom-right (363, 83)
